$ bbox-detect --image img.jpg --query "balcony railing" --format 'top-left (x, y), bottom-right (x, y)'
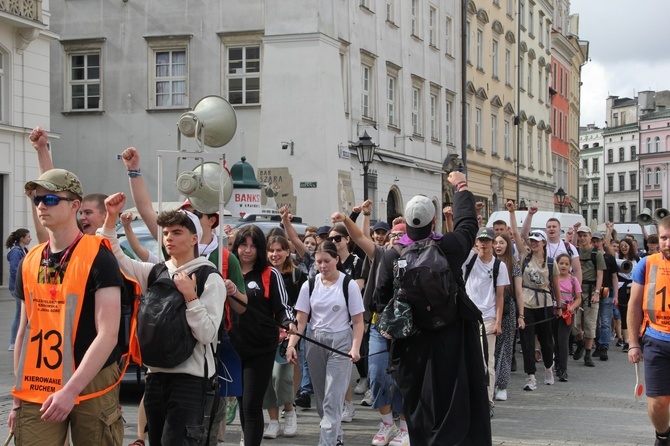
top-left (0, 0), bottom-right (42, 22)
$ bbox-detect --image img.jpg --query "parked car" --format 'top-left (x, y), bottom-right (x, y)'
top-left (230, 212), bottom-right (310, 237)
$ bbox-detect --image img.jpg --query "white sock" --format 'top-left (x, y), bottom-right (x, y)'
top-left (399, 419), bottom-right (408, 431)
top-left (381, 412), bottom-right (394, 425)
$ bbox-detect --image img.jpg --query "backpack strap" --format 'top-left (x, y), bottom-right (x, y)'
top-left (564, 241), bottom-right (574, 257)
top-left (492, 258), bottom-right (501, 289)
top-left (464, 252), bottom-right (478, 282)
top-left (220, 248), bottom-right (230, 280)
top-left (147, 263), bottom-right (168, 287)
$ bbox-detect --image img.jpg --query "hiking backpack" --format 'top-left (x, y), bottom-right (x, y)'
top-left (137, 263), bottom-right (220, 368)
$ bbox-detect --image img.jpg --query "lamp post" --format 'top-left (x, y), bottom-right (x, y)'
top-left (554, 187), bottom-right (567, 212)
top-left (350, 130), bottom-right (378, 201)
top-left (620, 204), bottom-right (628, 223)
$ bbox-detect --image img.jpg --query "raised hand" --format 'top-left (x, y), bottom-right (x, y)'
top-left (528, 205), bottom-right (538, 215)
top-left (104, 192), bottom-right (127, 217)
top-left (29, 127), bottom-right (48, 151)
top-left (121, 147), bottom-right (140, 171)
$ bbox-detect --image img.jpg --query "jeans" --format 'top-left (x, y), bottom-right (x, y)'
top-left (597, 297), bottom-right (614, 349)
top-left (10, 296), bottom-right (20, 346)
top-left (368, 325), bottom-right (403, 412)
top-left (299, 323), bottom-right (314, 395)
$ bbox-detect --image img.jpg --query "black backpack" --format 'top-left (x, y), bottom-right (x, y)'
top-left (137, 263), bottom-right (220, 368)
top-left (307, 274), bottom-right (352, 321)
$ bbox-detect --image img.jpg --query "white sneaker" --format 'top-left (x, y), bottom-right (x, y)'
top-left (341, 400), bottom-right (356, 423)
top-left (389, 428), bottom-right (410, 446)
top-left (354, 377), bottom-right (369, 394)
top-left (361, 389), bottom-right (373, 406)
top-left (494, 388), bottom-right (508, 401)
top-left (372, 422), bottom-right (398, 446)
top-left (523, 374), bottom-right (537, 391)
top-left (544, 364), bottom-right (554, 385)
top-left (283, 409), bottom-right (297, 437)
top-left (263, 420), bottom-right (280, 439)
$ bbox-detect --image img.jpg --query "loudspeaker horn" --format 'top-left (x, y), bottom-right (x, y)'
top-left (178, 95), bottom-right (237, 148)
top-left (175, 162), bottom-right (233, 214)
top-left (654, 208), bottom-right (669, 221)
top-left (616, 259), bottom-right (632, 274)
top-left (637, 208), bottom-right (653, 225)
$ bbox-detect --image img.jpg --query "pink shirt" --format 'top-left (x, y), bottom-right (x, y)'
top-left (559, 275), bottom-right (581, 306)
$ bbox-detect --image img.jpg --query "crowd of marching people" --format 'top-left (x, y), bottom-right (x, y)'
top-left (6, 125), bottom-right (663, 446)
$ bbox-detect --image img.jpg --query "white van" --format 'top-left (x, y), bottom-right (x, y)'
top-left (487, 211), bottom-right (585, 232)
top-left (595, 223), bottom-right (656, 246)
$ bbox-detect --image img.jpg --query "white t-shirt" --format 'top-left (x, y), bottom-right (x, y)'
top-left (546, 240), bottom-right (578, 260)
top-left (295, 272), bottom-right (365, 332)
top-left (462, 251), bottom-right (510, 320)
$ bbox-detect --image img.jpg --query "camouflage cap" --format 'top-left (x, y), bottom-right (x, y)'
top-left (25, 169), bottom-right (84, 200)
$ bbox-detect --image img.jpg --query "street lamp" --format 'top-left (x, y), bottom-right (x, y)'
top-left (620, 204), bottom-right (628, 223)
top-left (350, 130), bottom-right (378, 201)
top-left (554, 187), bottom-right (567, 212)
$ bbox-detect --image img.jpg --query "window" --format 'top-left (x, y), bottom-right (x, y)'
top-left (465, 102), bottom-right (471, 146)
top-left (607, 149), bottom-right (613, 164)
top-left (507, 0), bottom-right (514, 17)
top-left (430, 92), bottom-right (438, 140)
top-left (608, 205), bottom-right (614, 223)
top-left (630, 204), bottom-right (637, 220)
top-left (593, 159), bottom-right (599, 173)
top-left (361, 65), bottom-right (372, 118)
top-left (545, 19), bottom-right (550, 45)
top-left (564, 115), bottom-right (568, 141)
top-left (153, 50), bottom-right (187, 108)
top-left (476, 29), bottom-right (483, 70)
top-left (646, 199), bottom-right (653, 210)
top-left (582, 159), bottom-right (588, 170)
top-left (429, 6), bottom-right (437, 47)
top-left (491, 114), bottom-right (499, 155)
top-left (646, 168), bottom-right (652, 186)
top-left (527, 60), bottom-right (532, 92)
top-left (539, 16), bottom-right (544, 45)
top-left (504, 119), bottom-right (511, 159)
top-left (619, 174), bottom-right (625, 191)
top-left (445, 99), bottom-right (453, 144)
top-left (592, 209), bottom-right (598, 223)
top-left (411, 0), bottom-right (419, 36)
top-left (412, 84), bottom-right (422, 135)
top-left (592, 182), bottom-right (599, 199)
top-left (386, 0), bottom-right (395, 22)
top-left (559, 67), bottom-right (563, 95)
top-left (505, 49), bottom-right (511, 86)
top-left (630, 172), bottom-right (637, 190)
top-left (537, 134), bottom-right (542, 170)
top-left (553, 155), bottom-right (568, 190)
top-left (519, 54), bottom-right (525, 91)
top-left (340, 42), bottom-right (350, 114)
top-left (655, 199), bottom-right (663, 211)
top-left (619, 147), bottom-right (625, 162)
top-left (0, 51), bottom-right (4, 122)
top-left (520, 0), bottom-right (525, 28)
top-left (529, 7), bottom-right (534, 35)
top-left (466, 20), bottom-right (471, 63)
top-left (607, 174), bottom-right (613, 192)
top-left (445, 16), bottom-right (453, 55)
top-left (656, 167), bottom-right (661, 185)
top-left (475, 107), bottom-right (482, 151)
top-left (226, 44), bottom-right (260, 105)
top-left (655, 136), bottom-right (661, 153)
top-left (646, 137), bottom-right (652, 153)
top-left (386, 74), bottom-right (397, 126)
top-left (538, 67), bottom-right (542, 99)
top-left (360, 0), bottom-right (371, 8)
top-left (631, 145), bottom-right (637, 159)
top-left (582, 184), bottom-right (588, 201)
top-left (492, 40), bottom-right (499, 78)
top-left (62, 38), bottom-right (105, 112)
top-left (527, 128), bottom-right (532, 166)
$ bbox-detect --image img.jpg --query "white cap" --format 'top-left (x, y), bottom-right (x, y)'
top-left (179, 210), bottom-right (203, 243)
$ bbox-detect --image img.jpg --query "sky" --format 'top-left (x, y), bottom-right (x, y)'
top-left (570, 0), bottom-right (670, 127)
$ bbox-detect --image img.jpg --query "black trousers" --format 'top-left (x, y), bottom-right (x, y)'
top-left (144, 372), bottom-right (208, 446)
top-left (238, 351), bottom-right (275, 446)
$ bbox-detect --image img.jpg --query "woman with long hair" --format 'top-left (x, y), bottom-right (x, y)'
top-left (285, 241), bottom-right (364, 446)
top-left (518, 230), bottom-right (561, 391)
top-left (6, 228), bottom-right (31, 350)
top-left (616, 238), bottom-right (639, 352)
top-left (262, 235), bottom-right (305, 439)
top-left (492, 233), bottom-right (522, 401)
top-left (230, 225), bottom-right (295, 446)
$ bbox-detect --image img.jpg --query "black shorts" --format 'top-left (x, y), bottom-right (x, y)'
top-left (643, 334), bottom-right (670, 397)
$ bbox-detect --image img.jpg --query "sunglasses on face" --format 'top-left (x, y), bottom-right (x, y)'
top-left (327, 235), bottom-right (344, 243)
top-left (33, 194), bottom-right (76, 207)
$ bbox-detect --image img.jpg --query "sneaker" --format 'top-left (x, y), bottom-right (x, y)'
top-left (263, 420), bottom-right (280, 439)
top-left (354, 377), bottom-right (369, 395)
top-left (616, 338), bottom-right (623, 347)
top-left (600, 348), bottom-right (609, 361)
top-left (584, 355), bottom-right (595, 367)
top-left (389, 428), bottom-right (410, 446)
top-left (523, 375), bottom-right (537, 391)
top-left (8, 344), bottom-right (14, 351)
top-left (592, 345), bottom-right (602, 359)
top-left (559, 371), bottom-right (569, 382)
top-left (226, 399), bottom-right (238, 425)
top-left (294, 392), bottom-right (311, 409)
top-left (623, 343), bottom-right (630, 352)
top-left (573, 341), bottom-right (585, 360)
top-left (544, 364), bottom-right (554, 385)
top-left (283, 410), bottom-right (297, 437)
top-left (494, 388), bottom-right (507, 401)
top-left (341, 400), bottom-right (355, 423)
top-left (361, 389), bottom-right (373, 407)
top-left (372, 422), bottom-right (398, 445)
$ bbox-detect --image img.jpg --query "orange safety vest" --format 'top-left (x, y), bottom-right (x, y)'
top-left (640, 253), bottom-right (670, 336)
top-left (13, 235), bottom-right (141, 404)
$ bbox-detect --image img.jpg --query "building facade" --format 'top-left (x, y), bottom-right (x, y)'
top-left (47, 0), bottom-right (466, 229)
top-left (638, 91), bottom-right (670, 216)
top-left (578, 124), bottom-right (603, 226)
top-left (0, 0), bottom-right (56, 282)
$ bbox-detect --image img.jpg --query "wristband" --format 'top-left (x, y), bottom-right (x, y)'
top-left (363, 211), bottom-right (371, 216)
top-left (628, 346), bottom-right (641, 351)
top-left (455, 181), bottom-right (468, 191)
top-left (231, 286), bottom-right (238, 298)
top-left (127, 169), bottom-right (142, 178)
top-left (518, 315), bottom-right (525, 319)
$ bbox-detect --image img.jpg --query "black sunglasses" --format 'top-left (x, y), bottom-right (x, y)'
top-left (327, 235), bottom-right (344, 243)
top-left (33, 194), bottom-right (76, 207)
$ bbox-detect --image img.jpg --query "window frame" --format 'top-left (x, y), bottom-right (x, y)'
top-left (146, 35), bottom-right (192, 110)
top-left (61, 38), bottom-right (106, 113)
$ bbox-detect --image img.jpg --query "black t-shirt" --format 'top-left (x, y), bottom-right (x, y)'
top-left (282, 268), bottom-right (307, 308)
top-left (15, 242), bottom-right (124, 368)
top-left (602, 252), bottom-right (618, 289)
top-left (340, 253), bottom-right (363, 280)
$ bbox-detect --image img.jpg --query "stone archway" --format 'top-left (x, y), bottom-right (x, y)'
top-left (386, 186), bottom-right (403, 225)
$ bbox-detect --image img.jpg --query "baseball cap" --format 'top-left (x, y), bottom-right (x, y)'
top-left (316, 225), bottom-right (332, 236)
top-left (591, 232), bottom-right (604, 240)
top-left (372, 221), bottom-right (391, 233)
top-left (25, 169), bottom-right (83, 200)
top-left (528, 230), bottom-right (547, 242)
top-left (576, 226), bottom-right (592, 234)
top-left (179, 210), bottom-right (203, 243)
top-left (179, 199), bottom-right (219, 229)
top-left (476, 227), bottom-right (495, 240)
top-left (405, 195), bottom-right (436, 240)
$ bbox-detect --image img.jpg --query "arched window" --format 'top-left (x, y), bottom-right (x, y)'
top-left (646, 168), bottom-right (652, 186)
top-left (655, 137), bottom-right (661, 153)
top-left (655, 167), bottom-right (661, 185)
top-left (647, 137), bottom-right (652, 153)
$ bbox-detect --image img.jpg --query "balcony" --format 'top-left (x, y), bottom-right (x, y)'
top-left (0, 0), bottom-right (42, 22)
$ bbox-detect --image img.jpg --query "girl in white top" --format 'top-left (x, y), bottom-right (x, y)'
top-left (286, 241), bottom-right (364, 446)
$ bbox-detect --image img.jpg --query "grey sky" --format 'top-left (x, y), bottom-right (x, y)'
top-left (570, 0), bottom-right (670, 126)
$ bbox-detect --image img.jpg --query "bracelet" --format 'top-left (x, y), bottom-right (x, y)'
top-left (628, 346), bottom-right (641, 351)
top-left (455, 181), bottom-right (467, 191)
top-left (363, 211), bottom-right (371, 216)
top-left (518, 315), bottom-right (525, 319)
top-left (127, 169), bottom-right (142, 178)
top-left (231, 286), bottom-right (238, 298)
top-left (185, 296), bottom-right (198, 303)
